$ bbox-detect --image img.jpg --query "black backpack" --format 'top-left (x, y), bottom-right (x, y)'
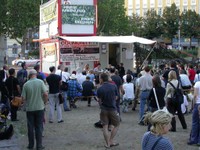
top-left (168, 81), bottom-right (184, 104)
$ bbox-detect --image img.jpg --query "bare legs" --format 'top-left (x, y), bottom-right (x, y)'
top-left (102, 125), bottom-right (119, 147)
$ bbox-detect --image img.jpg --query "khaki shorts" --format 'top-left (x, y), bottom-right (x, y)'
top-left (100, 110), bottom-right (120, 127)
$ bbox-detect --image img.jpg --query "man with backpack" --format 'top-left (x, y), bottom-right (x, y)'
top-left (17, 62), bottom-right (28, 90)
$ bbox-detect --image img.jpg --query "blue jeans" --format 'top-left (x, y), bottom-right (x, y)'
top-left (189, 104), bottom-right (200, 144)
top-left (139, 91), bottom-right (150, 121)
top-left (62, 91), bottom-right (69, 110)
top-left (26, 110), bottom-right (44, 149)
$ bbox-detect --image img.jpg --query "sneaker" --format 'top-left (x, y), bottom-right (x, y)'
top-left (58, 120), bottom-right (64, 123)
top-left (49, 121), bottom-right (53, 123)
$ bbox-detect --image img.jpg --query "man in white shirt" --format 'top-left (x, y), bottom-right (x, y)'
top-left (138, 66), bottom-right (153, 124)
top-left (77, 71), bottom-right (87, 86)
top-left (179, 70), bottom-right (192, 89)
top-left (55, 65), bottom-right (70, 111)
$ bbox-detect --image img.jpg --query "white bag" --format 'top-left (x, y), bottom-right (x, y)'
top-left (153, 88), bottom-right (169, 113)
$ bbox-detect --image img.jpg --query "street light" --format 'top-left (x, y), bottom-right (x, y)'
top-left (178, 20), bottom-right (181, 50)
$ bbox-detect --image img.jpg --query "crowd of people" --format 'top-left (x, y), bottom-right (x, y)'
top-left (0, 60), bottom-right (200, 149)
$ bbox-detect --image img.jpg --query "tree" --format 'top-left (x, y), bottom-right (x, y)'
top-left (0, 0), bottom-right (40, 53)
top-left (0, 0), bottom-right (7, 35)
top-left (128, 14), bottom-right (144, 37)
top-left (162, 3), bottom-right (180, 42)
top-left (97, 0), bottom-right (130, 35)
top-left (142, 10), bottom-right (164, 39)
top-left (181, 10), bottom-right (200, 48)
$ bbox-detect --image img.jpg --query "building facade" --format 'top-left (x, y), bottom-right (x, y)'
top-left (125, 0), bottom-right (200, 17)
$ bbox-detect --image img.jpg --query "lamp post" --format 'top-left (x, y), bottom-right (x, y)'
top-left (178, 20), bottom-right (181, 50)
top-left (178, 28), bottom-right (181, 50)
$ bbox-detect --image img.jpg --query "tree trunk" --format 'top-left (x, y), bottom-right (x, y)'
top-left (189, 37), bottom-right (192, 49)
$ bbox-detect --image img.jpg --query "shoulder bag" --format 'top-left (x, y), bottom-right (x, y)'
top-left (153, 88), bottom-right (168, 113)
top-left (11, 78), bottom-right (22, 107)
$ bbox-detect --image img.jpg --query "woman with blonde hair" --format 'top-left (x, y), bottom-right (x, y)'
top-left (165, 70), bottom-right (187, 132)
top-left (142, 110), bottom-right (173, 150)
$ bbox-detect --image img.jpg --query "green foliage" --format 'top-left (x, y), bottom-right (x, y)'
top-left (0, 0), bottom-right (7, 34)
top-left (181, 10), bottom-right (200, 39)
top-left (28, 49), bottom-right (39, 58)
top-left (128, 14), bottom-right (144, 36)
top-left (162, 3), bottom-right (180, 40)
top-left (97, 0), bottom-right (129, 35)
top-left (0, 0), bottom-right (40, 44)
top-left (142, 10), bottom-right (164, 39)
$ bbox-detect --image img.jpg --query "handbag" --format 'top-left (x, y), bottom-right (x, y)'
top-left (60, 72), bottom-right (68, 91)
top-left (153, 88), bottom-right (169, 113)
top-left (10, 77), bottom-right (22, 107)
top-left (58, 93), bottom-right (64, 104)
top-left (11, 96), bottom-right (23, 107)
top-left (61, 81), bottom-right (68, 91)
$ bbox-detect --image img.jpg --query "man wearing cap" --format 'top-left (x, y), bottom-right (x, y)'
top-left (46, 66), bottom-right (63, 123)
top-left (22, 69), bottom-right (48, 150)
top-left (67, 74), bottom-right (82, 108)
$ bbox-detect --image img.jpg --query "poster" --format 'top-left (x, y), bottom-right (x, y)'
top-left (41, 43), bottom-right (57, 62)
top-left (62, 5), bottom-right (95, 25)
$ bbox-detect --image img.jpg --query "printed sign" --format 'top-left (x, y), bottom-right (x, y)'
top-left (60, 53), bottom-right (99, 62)
top-left (40, 0), bottom-right (57, 24)
top-left (59, 40), bottom-right (99, 62)
top-left (41, 43), bottom-right (57, 62)
top-left (62, 5), bottom-right (95, 25)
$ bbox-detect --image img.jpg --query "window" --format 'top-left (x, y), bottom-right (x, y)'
top-left (150, 0), bottom-right (155, 8)
top-left (128, 8), bottom-right (133, 16)
top-left (183, 6), bottom-right (187, 12)
top-left (12, 44), bottom-right (18, 54)
top-left (128, 0), bottom-right (133, 7)
top-left (191, 0), bottom-right (196, 5)
top-left (143, 0), bottom-right (147, 8)
top-left (191, 6), bottom-right (196, 11)
top-left (136, 9), bottom-right (140, 16)
top-left (166, 0), bottom-right (171, 6)
top-left (143, 8), bottom-right (147, 16)
top-left (136, 0), bottom-right (140, 8)
top-left (175, 0), bottom-right (180, 6)
top-left (158, 8), bottom-right (162, 16)
top-left (183, 0), bottom-right (188, 5)
top-left (158, 0), bottom-right (162, 7)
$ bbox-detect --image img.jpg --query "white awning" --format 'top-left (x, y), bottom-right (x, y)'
top-left (59, 35), bottom-right (156, 45)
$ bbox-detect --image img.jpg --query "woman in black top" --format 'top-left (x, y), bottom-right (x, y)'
top-left (5, 68), bottom-right (21, 121)
top-left (148, 75), bottom-right (166, 112)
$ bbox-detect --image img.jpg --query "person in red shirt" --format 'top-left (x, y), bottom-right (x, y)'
top-left (187, 64), bottom-right (196, 85)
